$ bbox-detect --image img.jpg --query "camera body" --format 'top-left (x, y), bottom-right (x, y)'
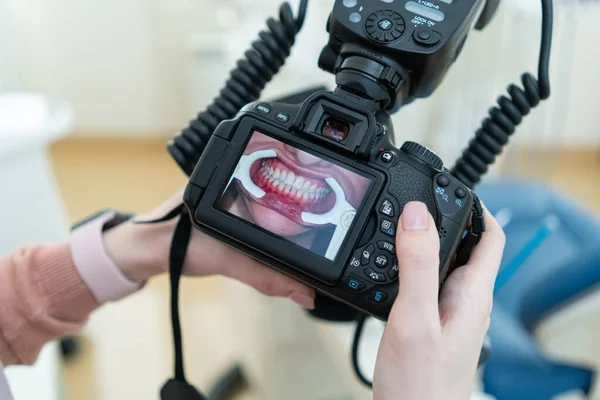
top-left (183, 90), bottom-right (473, 320)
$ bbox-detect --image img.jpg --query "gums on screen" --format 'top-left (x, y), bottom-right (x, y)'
top-left (215, 130), bottom-right (372, 261)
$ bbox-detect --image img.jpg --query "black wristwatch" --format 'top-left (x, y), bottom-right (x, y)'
top-left (71, 209), bottom-right (135, 232)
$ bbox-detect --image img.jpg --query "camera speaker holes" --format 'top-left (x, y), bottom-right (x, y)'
top-left (439, 227), bottom-right (447, 238)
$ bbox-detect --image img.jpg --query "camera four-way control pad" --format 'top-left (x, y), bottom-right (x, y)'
top-left (342, 197), bottom-right (401, 306)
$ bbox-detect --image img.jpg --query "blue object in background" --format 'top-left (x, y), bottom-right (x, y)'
top-left (475, 180), bottom-right (600, 400)
top-left (494, 214), bottom-right (560, 294)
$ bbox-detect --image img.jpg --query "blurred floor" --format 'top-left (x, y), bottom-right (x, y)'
top-left (49, 138), bottom-right (600, 400)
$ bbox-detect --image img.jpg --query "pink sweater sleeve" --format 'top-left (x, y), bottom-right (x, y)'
top-left (0, 242), bottom-right (98, 366)
top-left (0, 213), bottom-right (143, 367)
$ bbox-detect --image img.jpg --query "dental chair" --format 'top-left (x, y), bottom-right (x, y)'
top-left (476, 180), bottom-right (600, 400)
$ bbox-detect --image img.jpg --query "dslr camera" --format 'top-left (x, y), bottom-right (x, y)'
top-left (182, 0), bottom-right (488, 320)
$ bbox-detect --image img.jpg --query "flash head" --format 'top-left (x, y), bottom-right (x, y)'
top-left (319, 0), bottom-right (494, 110)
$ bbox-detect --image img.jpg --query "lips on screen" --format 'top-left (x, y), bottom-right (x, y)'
top-left (215, 130), bottom-right (372, 261)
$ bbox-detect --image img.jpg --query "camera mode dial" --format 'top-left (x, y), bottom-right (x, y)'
top-left (401, 141), bottom-right (443, 170)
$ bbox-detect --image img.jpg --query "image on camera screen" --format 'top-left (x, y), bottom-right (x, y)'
top-left (216, 130), bottom-right (372, 261)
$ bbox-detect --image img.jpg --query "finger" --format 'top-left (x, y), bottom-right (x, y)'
top-left (221, 252), bottom-right (316, 310)
top-left (461, 202), bottom-right (506, 291)
top-left (438, 203), bottom-right (505, 330)
top-left (391, 201), bottom-right (441, 325)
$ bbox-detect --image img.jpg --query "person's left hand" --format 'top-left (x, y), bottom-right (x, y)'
top-left (101, 189), bottom-right (316, 310)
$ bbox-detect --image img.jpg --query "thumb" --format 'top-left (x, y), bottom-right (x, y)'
top-left (391, 201), bottom-right (441, 326)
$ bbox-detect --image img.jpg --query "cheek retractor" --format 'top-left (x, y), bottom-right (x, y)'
top-left (301, 177), bottom-right (357, 260)
top-left (225, 149), bottom-right (277, 198)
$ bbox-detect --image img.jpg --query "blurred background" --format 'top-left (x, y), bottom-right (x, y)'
top-left (1, 0), bottom-right (600, 399)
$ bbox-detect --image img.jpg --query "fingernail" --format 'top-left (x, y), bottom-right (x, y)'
top-left (402, 202), bottom-right (429, 231)
top-left (289, 293), bottom-right (315, 310)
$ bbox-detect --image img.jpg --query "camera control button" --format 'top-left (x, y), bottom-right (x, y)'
top-left (379, 199), bottom-right (395, 217)
top-left (255, 103), bottom-right (271, 114)
top-left (381, 152), bottom-right (394, 163)
top-left (344, 277), bottom-right (366, 293)
top-left (366, 10), bottom-right (405, 43)
top-left (413, 28), bottom-right (441, 47)
top-left (368, 290), bottom-right (389, 304)
top-left (416, 29), bottom-right (432, 41)
top-left (389, 260), bottom-right (399, 280)
top-left (436, 174), bottom-right (451, 188)
top-left (455, 187), bottom-right (468, 199)
top-left (377, 241), bottom-right (395, 254)
top-left (374, 254), bottom-right (389, 268)
top-left (275, 112), bottom-right (290, 123)
top-left (365, 268), bottom-right (387, 283)
top-left (361, 244), bottom-right (375, 265)
top-left (378, 18), bottom-right (393, 31)
top-left (380, 219), bottom-right (396, 237)
top-left (401, 141), bottom-right (443, 169)
top-left (343, 0), bottom-right (357, 7)
top-left (349, 12), bottom-right (362, 23)
top-left (348, 255), bottom-right (361, 268)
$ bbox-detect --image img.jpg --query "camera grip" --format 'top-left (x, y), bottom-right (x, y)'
top-left (387, 161), bottom-right (439, 223)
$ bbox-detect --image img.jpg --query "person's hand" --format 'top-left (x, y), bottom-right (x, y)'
top-left (101, 189), bottom-right (315, 310)
top-left (373, 201), bottom-right (505, 400)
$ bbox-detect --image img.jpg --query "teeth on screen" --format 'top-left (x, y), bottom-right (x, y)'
top-left (259, 162), bottom-right (334, 202)
top-left (286, 171), bottom-right (295, 184)
top-left (293, 176), bottom-right (304, 189)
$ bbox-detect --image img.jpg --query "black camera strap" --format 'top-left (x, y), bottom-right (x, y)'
top-left (134, 204), bottom-right (206, 400)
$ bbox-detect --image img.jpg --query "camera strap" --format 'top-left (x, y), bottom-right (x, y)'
top-left (134, 203), bottom-right (207, 400)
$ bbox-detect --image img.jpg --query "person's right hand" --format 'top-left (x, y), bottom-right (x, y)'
top-left (373, 201), bottom-right (505, 400)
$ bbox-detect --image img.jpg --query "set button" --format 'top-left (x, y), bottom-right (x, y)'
top-left (374, 254), bottom-right (389, 268)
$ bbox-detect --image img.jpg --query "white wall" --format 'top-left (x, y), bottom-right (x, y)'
top-left (3, 0), bottom-right (600, 147)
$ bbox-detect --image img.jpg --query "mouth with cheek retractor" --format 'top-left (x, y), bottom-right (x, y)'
top-left (244, 157), bottom-right (337, 223)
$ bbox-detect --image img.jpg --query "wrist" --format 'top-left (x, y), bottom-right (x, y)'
top-left (102, 219), bottom-right (174, 283)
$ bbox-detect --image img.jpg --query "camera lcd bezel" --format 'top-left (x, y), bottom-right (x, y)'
top-left (193, 117), bottom-right (386, 286)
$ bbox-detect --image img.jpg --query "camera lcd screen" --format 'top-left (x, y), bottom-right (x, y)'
top-left (215, 130), bottom-right (373, 261)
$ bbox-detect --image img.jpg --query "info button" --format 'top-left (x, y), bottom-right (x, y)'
top-left (276, 112), bottom-right (290, 123)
